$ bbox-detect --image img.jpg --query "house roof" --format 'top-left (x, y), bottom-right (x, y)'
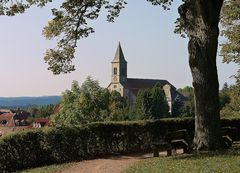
top-left (13, 111), bottom-right (29, 120)
top-left (33, 118), bottom-right (50, 127)
top-left (0, 109), bottom-right (12, 115)
top-left (0, 113), bottom-right (15, 127)
top-left (112, 42), bottom-right (127, 63)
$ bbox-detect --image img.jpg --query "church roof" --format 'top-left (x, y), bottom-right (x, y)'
top-left (124, 78), bottom-right (186, 101)
top-left (124, 78), bottom-right (172, 89)
top-left (112, 42), bottom-right (127, 63)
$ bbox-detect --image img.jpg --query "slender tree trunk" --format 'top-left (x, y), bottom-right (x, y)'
top-left (179, 0), bottom-right (224, 150)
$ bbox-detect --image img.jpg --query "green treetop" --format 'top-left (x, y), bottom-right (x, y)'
top-left (221, 0), bottom-right (240, 66)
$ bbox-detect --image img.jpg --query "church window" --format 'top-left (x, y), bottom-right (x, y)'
top-left (114, 85), bottom-right (117, 88)
top-left (114, 68), bottom-right (117, 75)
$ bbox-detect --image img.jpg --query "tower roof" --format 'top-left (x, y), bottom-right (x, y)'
top-left (112, 42), bottom-right (127, 63)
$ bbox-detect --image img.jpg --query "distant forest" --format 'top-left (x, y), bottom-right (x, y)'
top-left (0, 96), bottom-right (61, 108)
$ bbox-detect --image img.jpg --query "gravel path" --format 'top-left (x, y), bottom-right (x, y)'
top-left (60, 153), bottom-right (153, 173)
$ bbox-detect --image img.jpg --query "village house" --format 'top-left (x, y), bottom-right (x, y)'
top-left (107, 43), bottom-right (185, 113)
top-left (32, 118), bottom-right (50, 128)
top-left (0, 109), bottom-right (30, 127)
top-left (0, 113), bottom-right (15, 127)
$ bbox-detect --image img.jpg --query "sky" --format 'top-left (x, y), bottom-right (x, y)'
top-left (0, 1), bottom-right (238, 97)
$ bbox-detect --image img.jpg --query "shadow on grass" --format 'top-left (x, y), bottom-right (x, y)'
top-left (170, 142), bottom-right (240, 161)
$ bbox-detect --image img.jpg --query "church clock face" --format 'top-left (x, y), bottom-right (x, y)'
top-left (113, 76), bottom-right (118, 81)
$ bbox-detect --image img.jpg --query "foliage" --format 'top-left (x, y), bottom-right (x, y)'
top-left (1, 117), bottom-right (240, 172)
top-left (0, 118), bottom-right (192, 172)
top-left (220, 0), bottom-right (240, 66)
top-left (51, 77), bottom-right (128, 126)
top-left (172, 95), bottom-right (185, 117)
top-left (220, 83), bottom-right (240, 118)
top-left (219, 83), bottom-right (231, 110)
top-left (108, 91), bottom-right (127, 120)
top-left (28, 104), bottom-right (57, 118)
top-left (135, 84), bottom-right (169, 119)
top-left (52, 77), bottom-right (106, 125)
top-left (177, 84), bottom-right (239, 118)
top-left (177, 86), bottom-right (195, 117)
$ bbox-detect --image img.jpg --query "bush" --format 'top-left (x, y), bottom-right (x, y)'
top-left (0, 117), bottom-right (240, 172)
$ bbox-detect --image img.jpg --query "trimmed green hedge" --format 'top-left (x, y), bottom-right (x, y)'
top-left (0, 117), bottom-right (240, 172)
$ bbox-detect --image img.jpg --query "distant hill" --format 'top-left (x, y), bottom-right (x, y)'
top-left (0, 96), bottom-right (61, 108)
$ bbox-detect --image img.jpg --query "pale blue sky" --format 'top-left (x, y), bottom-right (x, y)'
top-left (0, 1), bottom-right (238, 97)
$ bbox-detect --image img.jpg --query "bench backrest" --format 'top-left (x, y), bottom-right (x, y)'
top-left (221, 126), bottom-right (238, 141)
top-left (166, 129), bottom-right (190, 143)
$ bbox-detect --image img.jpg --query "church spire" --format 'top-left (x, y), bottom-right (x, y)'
top-left (112, 42), bottom-right (127, 63)
top-left (111, 42), bottom-right (127, 84)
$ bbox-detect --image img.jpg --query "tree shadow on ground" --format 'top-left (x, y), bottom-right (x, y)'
top-left (171, 142), bottom-right (240, 161)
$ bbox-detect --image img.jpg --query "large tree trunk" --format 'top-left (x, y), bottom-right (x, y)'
top-left (179, 0), bottom-right (224, 150)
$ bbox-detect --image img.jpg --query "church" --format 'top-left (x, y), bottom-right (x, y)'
top-left (107, 43), bottom-right (185, 113)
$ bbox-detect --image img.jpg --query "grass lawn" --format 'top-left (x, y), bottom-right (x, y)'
top-left (125, 143), bottom-right (240, 173)
top-left (21, 143), bottom-right (240, 173)
top-left (21, 162), bottom-right (75, 173)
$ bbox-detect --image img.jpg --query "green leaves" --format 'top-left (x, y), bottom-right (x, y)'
top-left (44, 46), bottom-right (76, 75)
top-left (135, 83), bottom-right (169, 119)
top-left (0, 0), bottom-right (52, 16)
top-left (147, 0), bottom-right (173, 10)
top-left (52, 77), bottom-right (110, 126)
top-left (0, 117), bottom-right (196, 172)
top-left (220, 0), bottom-right (240, 66)
top-left (177, 86), bottom-right (195, 117)
top-left (220, 1), bottom-right (240, 116)
top-left (41, 0), bottom-right (128, 74)
top-left (220, 83), bottom-right (240, 118)
top-left (105, 0), bottom-right (127, 22)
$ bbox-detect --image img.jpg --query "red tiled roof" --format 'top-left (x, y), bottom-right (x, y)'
top-left (0, 109), bottom-right (12, 114)
top-left (0, 113), bottom-right (14, 117)
top-left (33, 118), bottom-right (50, 127)
top-left (0, 113), bottom-right (15, 127)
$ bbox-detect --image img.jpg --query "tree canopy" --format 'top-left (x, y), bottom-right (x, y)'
top-left (52, 77), bottom-right (108, 126)
top-left (220, 0), bottom-right (240, 66)
top-left (177, 86), bottom-right (195, 117)
top-left (220, 82), bottom-right (240, 118)
top-left (51, 77), bottom-right (128, 126)
top-left (135, 84), bottom-right (169, 119)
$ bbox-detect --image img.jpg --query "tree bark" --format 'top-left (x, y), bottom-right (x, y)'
top-left (179, 0), bottom-right (224, 150)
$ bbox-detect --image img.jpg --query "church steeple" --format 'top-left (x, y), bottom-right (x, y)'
top-left (111, 42), bottom-right (127, 84)
top-left (112, 42), bottom-right (127, 63)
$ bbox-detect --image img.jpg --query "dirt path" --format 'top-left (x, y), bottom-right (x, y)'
top-left (61, 153), bottom-right (152, 173)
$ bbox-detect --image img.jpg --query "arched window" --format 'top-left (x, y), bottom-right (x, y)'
top-left (114, 68), bottom-right (117, 75)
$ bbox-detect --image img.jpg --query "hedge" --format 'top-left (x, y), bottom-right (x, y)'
top-left (0, 117), bottom-right (240, 172)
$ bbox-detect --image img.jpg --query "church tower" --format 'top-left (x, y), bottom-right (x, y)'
top-left (111, 42), bottom-right (127, 84)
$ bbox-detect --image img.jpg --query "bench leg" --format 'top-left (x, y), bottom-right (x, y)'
top-left (153, 148), bottom-right (159, 157)
top-left (173, 148), bottom-right (177, 155)
top-left (183, 146), bottom-right (189, 153)
top-left (167, 149), bottom-right (172, 156)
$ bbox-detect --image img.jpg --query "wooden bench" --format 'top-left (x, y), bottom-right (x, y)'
top-left (151, 141), bottom-right (171, 157)
top-left (166, 129), bottom-right (191, 155)
top-left (221, 126), bottom-right (237, 148)
top-left (151, 129), bottom-right (191, 157)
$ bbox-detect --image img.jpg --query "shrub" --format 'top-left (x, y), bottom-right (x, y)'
top-left (0, 117), bottom-right (239, 172)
